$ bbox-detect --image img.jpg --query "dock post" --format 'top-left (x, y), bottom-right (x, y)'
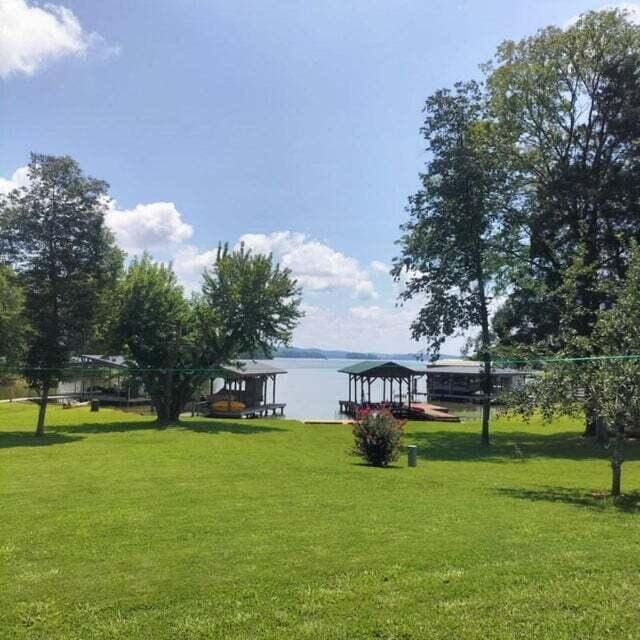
top-left (408, 445), bottom-right (417, 467)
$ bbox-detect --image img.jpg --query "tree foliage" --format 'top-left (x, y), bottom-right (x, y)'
top-left (0, 154), bottom-right (123, 435)
top-left (487, 9), bottom-right (640, 354)
top-left (115, 246), bottom-right (302, 425)
top-left (393, 81), bottom-right (517, 444)
top-left (505, 243), bottom-right (640, 496)
top-left (0, 265), bottom-right (26, 379)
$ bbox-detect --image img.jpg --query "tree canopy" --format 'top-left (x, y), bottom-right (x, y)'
top-left (487, 9), bottom-right (640, 349)
top-left (115, 246), bottom-right (301, 425)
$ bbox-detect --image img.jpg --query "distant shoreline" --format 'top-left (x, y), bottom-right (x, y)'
top-left (273, 347), bottom-right (458, 361)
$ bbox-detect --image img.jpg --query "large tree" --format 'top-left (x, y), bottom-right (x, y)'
top-left (393, 81), bottom-right (517, 445)
top-left (487, 9), bottom-right (640, 432)
top-left (0, 154), bottom-right (122, 435)
top-left (115, 246), bottom-right (301, 426)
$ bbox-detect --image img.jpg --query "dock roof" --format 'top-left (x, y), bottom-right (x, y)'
top-left (426, 364), bottom-right (525, 376)
top-left (78, 354), bottom-right (127, 368)
top-left (339, 360), bottom-right (425, 377)
top-left (218, 359), bottom-right (287, 378)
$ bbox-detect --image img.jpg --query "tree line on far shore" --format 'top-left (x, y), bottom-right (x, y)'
top-left (0, 154), bottom-right (302, 434)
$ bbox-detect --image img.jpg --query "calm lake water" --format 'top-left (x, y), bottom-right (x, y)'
top-left (269, 358), bottom-right (356, 420)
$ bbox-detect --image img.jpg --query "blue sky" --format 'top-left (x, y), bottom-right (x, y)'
top-left (0, 0), bottom-right (629, 353)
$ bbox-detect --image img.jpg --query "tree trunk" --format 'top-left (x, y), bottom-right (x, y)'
top-left (595, 415), bottom-right (609, 445)
top-left (476, 263), bottom-right (492, 447)
top-left (481, 351), bottom-right (492, 446)
top-left (155, 404), bottom-right (181, 427)
top-left (610, 423), bottom-right (625, 497)
top-left (584, 403), bottom-right (598, 437)
top-left (153, 374), bottom-right (184, 427)
top-left (36, 379), bottom-right (50, 437)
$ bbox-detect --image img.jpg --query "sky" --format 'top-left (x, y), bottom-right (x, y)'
top-left (1, 0), bottom-right (636, 354)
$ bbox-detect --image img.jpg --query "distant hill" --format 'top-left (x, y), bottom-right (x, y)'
top-left (273, 346), bottom-right (458, 361)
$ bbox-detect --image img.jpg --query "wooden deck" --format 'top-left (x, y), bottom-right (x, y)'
top-left (196, 401), bottom-right (286, 419)
top-left (338, 400), bottom-right (460, 422)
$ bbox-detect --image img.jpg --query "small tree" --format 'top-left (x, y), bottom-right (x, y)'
top-left (115, 246), bottom-right (302, 426)
top-left (0, 266), bottom-right (26, 382)
top-left (352, 409), bottom-right (405, 467)
top-left (0, 154), bottom-right (122, 435)
top-left (393, 81), bottom-right (518, 445)
top-left (505, 244), bottom-right (640, 496)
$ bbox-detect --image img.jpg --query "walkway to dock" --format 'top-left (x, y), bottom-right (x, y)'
top-left (409, 403), bottom-right (461, 422)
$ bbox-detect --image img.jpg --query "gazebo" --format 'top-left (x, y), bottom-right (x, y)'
top-left (338, 360), bottom-right (425, 418)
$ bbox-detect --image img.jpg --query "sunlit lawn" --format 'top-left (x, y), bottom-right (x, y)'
top-left (1, 403), bottom-right (639, 639)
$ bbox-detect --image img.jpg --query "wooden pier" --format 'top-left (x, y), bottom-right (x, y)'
top-left (194, 400), bottom-right (286, 419)
top-left (338, 400), bottom-right (460, 422)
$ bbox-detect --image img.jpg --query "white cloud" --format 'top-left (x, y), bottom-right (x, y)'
top-left (173, 245), bottom-right (219, 289)
top-left (295, 298), bottom-right (480, 357)
top-left (293, 302), bottom-right (466, 354)
top-left (370, 260), bottom-right (390, 275)
top-left (239, 231), bottom-right (377, 299)
top-left (566, 3), bottom-right (640, 27)
top-left (105, 200), bottom-right (194, 254)
top-left (0, 0), bottom-right (115, 78)
top-left (0, 165), bottom-right (29, 194)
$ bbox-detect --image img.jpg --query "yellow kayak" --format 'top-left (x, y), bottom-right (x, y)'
top-left (211, 400), bottom-right (245, 414)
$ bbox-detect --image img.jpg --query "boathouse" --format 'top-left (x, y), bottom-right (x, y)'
top-left (69, 354), bottom-right (148, 407)
top-left (207, 360), bottom-right (287, 418)
top-left (425, 359), bottom-right (526, 402)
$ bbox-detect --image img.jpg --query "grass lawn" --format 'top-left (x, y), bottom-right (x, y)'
top-left (1, 404), bottom-right (640, 639)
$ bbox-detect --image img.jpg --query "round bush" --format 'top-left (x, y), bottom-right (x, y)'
top-left (351, 408), bottom-right (406, 467)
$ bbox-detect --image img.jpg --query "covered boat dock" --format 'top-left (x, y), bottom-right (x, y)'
top-left (338, 361), bottom-right (425, 419)
top-left (425, 359), bottom-right (527, 402)
top-left (205, 360), bottom-right (287, 418)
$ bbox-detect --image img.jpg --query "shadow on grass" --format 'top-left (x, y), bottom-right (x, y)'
top-left (46, 418), bottom-right (286, 437)
top-left (0, 431), bottom-right (84, 449)
top-left (350, 461), bottom-right (403, 469)
top-left (497, 486), bottom-right (640, 514)
top-left (408, 430), bottom-right (640, 463)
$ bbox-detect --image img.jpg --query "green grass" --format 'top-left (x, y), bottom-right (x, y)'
top-left (1, 404), bottom-right (640, 639)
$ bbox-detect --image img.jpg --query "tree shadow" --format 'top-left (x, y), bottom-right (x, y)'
top-left (181, 420), bottom-right (287, 436)
top-left (496, 486), bottom-right (640, 514)
top-left (0, 431), bottom-right (84, 449)
top-left (350, 461), bottom-right (403, 469)
top-left (46, 418), bottom-right (286, 436)
top-left (408, 429), bottom-right (640, 463)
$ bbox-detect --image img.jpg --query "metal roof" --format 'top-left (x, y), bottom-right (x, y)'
top-left (339, 360), bottom-right (425, 376)
top-left (426, 365), bottom-right (526, 376)
top-left (218, 359), bottom-right (287, 378)
top-left (428, 358), bottom-right (476, 368)
top-left (79, 354), bottom-right (128, 368)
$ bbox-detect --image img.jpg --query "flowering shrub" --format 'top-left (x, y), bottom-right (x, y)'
top-left (352, 408), bottom-right (406, 467)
